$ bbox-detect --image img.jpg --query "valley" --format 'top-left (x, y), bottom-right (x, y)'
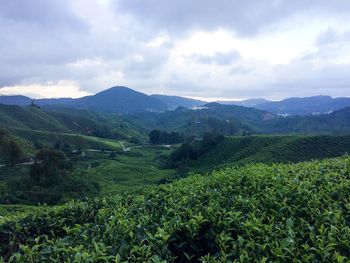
top-left (1, 86), bottom-right (350, 261)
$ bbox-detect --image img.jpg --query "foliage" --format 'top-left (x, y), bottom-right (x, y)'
top-left (1, 149), bottom-right (100, 205)
top-left (170, 132), bottom-right (224, 164)
top-left (149, 130), bottom-right (183, 145)
top-left (1, 156), bottom-right (350, 261)
top-left (0, 129), bottom-right (23, 166)
top-left (174, 134), bottom-right (350, 173)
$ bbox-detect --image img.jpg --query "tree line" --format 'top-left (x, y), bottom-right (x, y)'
top-left (0, 129), bottom-right (23, 166)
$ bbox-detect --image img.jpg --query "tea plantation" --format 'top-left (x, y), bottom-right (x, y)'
top-left (1, 156), bottom-right (350, 262)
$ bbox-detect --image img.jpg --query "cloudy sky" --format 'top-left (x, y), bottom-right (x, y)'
top-left (1, 0), bottom-right (350, 100)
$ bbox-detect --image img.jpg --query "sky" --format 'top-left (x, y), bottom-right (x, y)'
top-left (0, 0), bottom-right (350, 100)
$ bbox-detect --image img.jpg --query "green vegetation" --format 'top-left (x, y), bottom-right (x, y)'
top-left (71, 147), bottom-right (176, 195)
top-left (1, 156), bottom-right (350, 261)
top-left (0, 129), bottom-right (24, 166)
top-left (0, 149), bottom-right (100, 205)
top-left (149, 130), bottom-right (183, 145)
top-left (0, 104), bottom-right (145, 142)
top-left (170, 134), bottom-right (350, 173)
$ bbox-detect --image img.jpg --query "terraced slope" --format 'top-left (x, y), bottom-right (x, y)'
top-left (191, 135), bottom-right (350, 172)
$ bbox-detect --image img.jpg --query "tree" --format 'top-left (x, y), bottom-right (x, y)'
top-left (54, 141), bottom-right (61, 150)
top-left (149, 130), bottom-right (161, 144)
top-left (5, 141), bottom-right (23, 166)
top-left (30, 149), bottom-right (66, 184)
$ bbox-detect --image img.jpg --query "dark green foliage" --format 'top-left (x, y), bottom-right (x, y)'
top-left (30, 149), bottom-right (67, 184)
top-left (170, 132), bottom-right (224, 164)
top-left (0, 129), bottom-right (23, 166)
top-left (1, 149), bottom-right (100, 205)
top-left (1, 157), bottom-right (350, 261)
top-left (149, 130), bottom-right (183, 144)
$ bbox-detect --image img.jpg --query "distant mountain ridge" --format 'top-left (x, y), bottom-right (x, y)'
top-left (150, 94), bottom-right (206, 109)
top-left (217, 98), bottom-right (270, 107)
top-left (1, 87), bottom-right (350, 115)
top-left (0, 86), bottom-right (169, 114)
top-left (254, 95), bottom-right (350, 115)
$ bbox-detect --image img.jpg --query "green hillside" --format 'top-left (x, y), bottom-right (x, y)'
top-left (179, 135), bottom-right (350, 172)
top-left (127, 103), bottom-right (270, 136)
top-left (0, 104), bottom-right (144, 140)
top-left (1, 156), bottom-right (350, 262)
top-left (0, 105), bottom-right (69, 133)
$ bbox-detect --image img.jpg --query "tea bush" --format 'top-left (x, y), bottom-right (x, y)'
top-left (1, 157), bottom-right (350, 262)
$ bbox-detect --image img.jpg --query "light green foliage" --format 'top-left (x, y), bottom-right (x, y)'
top-left (1, 157), bottom-right (350, 262)
top-left (73, 147), bottom-right (176, 195)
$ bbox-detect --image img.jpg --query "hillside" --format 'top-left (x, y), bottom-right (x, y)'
top-left (127, 102), bottom-right (274, 136)
top-left (258, 106), bottom-right (350, 134)
top-left (185, 135), bottom-right (350, 172)
top-left (127, 103), bottom-right (350, 136)
top-left (1, 156), bottom-right (350, 261)
top-left (0, 104), bottom-right (143, 139)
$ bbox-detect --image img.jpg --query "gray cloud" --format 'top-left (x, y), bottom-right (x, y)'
top-left (316, 28), bottom-right (350, 46)
top-left (1, 0), bottom-right (350, 100)
top-left (0, 0), bottom-right (87, 30)
top-left (116, 0), bottom-right (350, 36)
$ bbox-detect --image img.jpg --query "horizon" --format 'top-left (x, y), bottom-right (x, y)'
top-left (0, 85), bottom-right (349, 102)
top-left (0, 1), bottom-right (350, 100)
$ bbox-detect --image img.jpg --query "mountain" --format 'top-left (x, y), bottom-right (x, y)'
top-left (255, 95), bottom-right (350, 115)
top-left (36, 98), bottom-right (75, 105)
top-left (0, 86), bottom-right (169, 114)
top-left (217, 98), bottom-right (270, 107)
top-left (0, 95), bottom-right (32, 106)
top-left (72, 86), bottom-right (168, 113)
top-left (3, 89), bottom-right (350, 116)
top-left (151, 94), bottom-right (206, 109)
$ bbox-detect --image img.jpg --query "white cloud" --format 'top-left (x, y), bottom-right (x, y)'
top-left (0, 80), bottom-right (90, 98)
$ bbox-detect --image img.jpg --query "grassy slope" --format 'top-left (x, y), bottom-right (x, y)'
top-left (192, 134), bottom-right (350, 172)
top-left (11, 129), bottom-right (122, 151)
top-left (0, 105), bottom-right (69, 132)
top-left (1, 156), bottom-right (350, 261)
top-left (0, 105), bottom-right (145, 143)
top-left (73, 147), bottom-right (176, 195)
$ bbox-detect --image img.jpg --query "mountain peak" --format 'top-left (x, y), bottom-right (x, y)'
top-left (96, 86), bottom-right (140, 95)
